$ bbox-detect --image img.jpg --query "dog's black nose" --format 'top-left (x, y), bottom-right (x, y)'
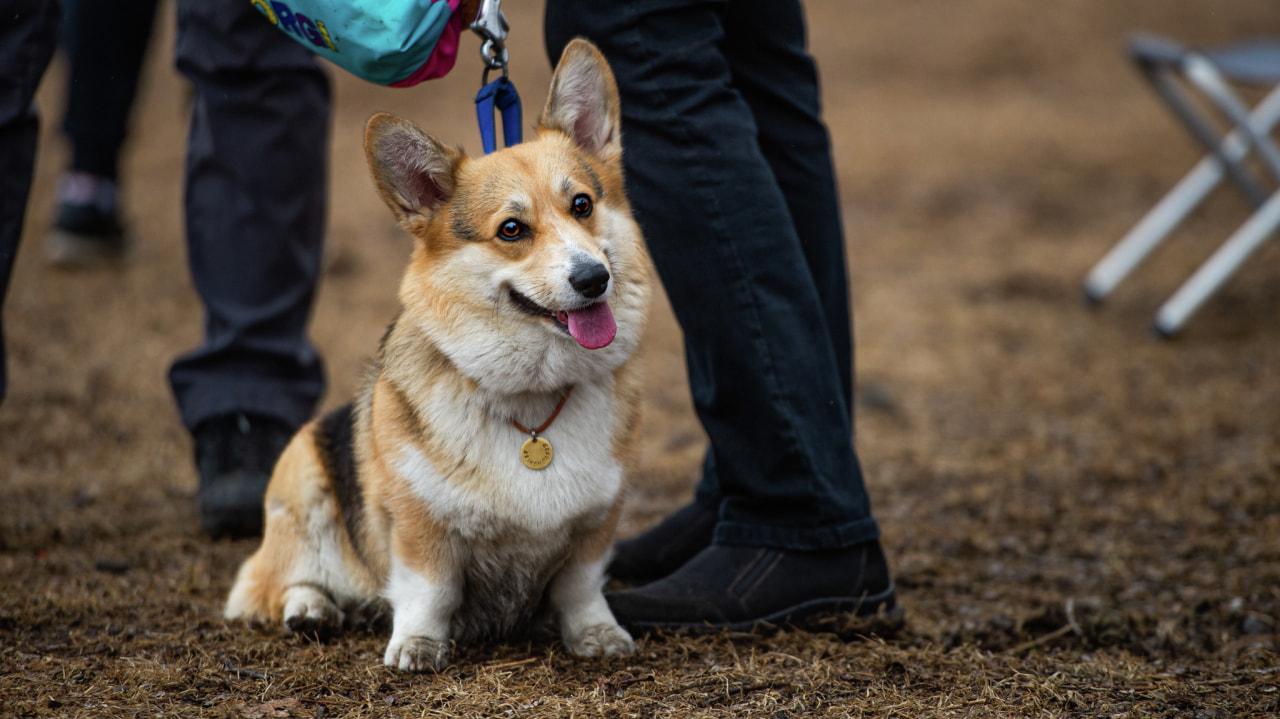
top-left (569, 261), bottom-right (610, 299)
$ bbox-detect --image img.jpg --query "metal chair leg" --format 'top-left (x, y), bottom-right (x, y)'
top-left (1154, 188), bottom-right (1280, 336)
top-left (1083, 86), bottom-right (1280, 303)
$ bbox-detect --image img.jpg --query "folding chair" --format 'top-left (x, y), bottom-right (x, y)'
top-left (1083, 33), bottom-right (1280, 336)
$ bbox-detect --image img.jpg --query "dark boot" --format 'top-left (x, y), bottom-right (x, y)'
top-left (608, 501), bottom-right (718, 585)
top-left (607, 540), bottom-right (899, 632)
top-left (193, 412), bottom-right (294, 539)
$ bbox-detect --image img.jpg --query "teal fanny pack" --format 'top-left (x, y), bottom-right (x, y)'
top-left (250, 0), bottom-right (464, 87)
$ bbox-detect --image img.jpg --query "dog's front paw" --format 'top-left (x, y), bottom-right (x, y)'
top-left (282, 585), bottom-right (343, 636)
top-left (564, 622), bottom-right (636, 658)
top-left (384, 636), bottom-right (451, 673)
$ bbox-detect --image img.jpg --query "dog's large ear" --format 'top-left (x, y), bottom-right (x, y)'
top-left (539, 39), bottom-right (622, 164)
top-left (365, 113), bottom-right (463, 229)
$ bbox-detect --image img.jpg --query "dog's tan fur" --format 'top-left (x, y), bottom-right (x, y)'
top-left (224, 40), bottom-right (649, 672)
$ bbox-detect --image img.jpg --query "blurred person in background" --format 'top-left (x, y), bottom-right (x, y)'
top-left (46, 0), bottom-right (160, 266)
top-left (0, 1), bottom-right (58, 406)
top-left (168, 0), bottom-right (331, 540)
top-left (0, 0), bottom-right (329, 543)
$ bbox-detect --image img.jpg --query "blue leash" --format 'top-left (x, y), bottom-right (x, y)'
top-left (475, 73), bottom-right (522, 155)
top-left (470, 0), bottom-right (520, 154)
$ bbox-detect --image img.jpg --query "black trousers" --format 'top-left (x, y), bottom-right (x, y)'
top-left (545, 0), bottom-right (879, 550)
top-left (0, 0), bottom-right (58, 404)
top-left (0, 0), bottom-right (326, 427)
top-left (167, 0), bottom-right (329, 431)
top-left (60, 0), bottom-right (160, 180)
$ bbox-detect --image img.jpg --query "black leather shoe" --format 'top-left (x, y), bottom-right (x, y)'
top-left (607, 540), bottom-right (900, 632)
top-left (193, 413), bottom-right (295, 539)
top-left (608, 501), bottom-right (718, 585)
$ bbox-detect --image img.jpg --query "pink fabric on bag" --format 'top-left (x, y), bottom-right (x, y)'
top-left (389, 0), bottom-right (465, 87)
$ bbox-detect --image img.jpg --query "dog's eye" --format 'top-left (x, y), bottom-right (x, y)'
top-left (571, 194), bottom-right (593, 218)
top-left (498, 220), bottom-right (523, 240)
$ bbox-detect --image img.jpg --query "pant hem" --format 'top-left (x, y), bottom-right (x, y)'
top-left (174, 380), bottom-right (318, 432)
top-left (713, 516), bottom-right (879, 551)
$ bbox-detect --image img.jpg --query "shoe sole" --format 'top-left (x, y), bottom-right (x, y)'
top-left (46, 229), bottom-right (128, 267)
top-left (625, 583), bottom-right (904, 636)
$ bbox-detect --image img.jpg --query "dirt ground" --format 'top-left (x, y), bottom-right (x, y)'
top-left (3, 1), bottom-right (1279, 716)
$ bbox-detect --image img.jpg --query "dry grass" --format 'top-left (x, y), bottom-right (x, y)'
top-left (3, 1), bottom-right (1279, 716)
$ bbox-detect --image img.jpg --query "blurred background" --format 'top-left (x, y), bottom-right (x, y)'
top-left (1, 2), bottom-right (1278, 709)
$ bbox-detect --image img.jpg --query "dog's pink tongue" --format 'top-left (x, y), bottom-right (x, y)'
top-left (566, 302), bottom-right (616, 350)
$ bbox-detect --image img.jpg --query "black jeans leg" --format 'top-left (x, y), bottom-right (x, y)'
top-left (546, 0), bottom-right (878, 550)
top-left (60, 0), bottom-right (160, 180)
top-left (0, 0), bottom-right (58, 404)
top-left (722, 0), bottom-right (854, 414)
top-left (168, 0), bottom-right (329, 431)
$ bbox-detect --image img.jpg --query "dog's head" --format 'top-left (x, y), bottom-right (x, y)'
top-left (365, 39), bottom-right (650, 393)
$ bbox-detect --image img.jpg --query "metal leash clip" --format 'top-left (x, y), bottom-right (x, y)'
top-left (471, 0), bottom-right (509, 73)
top-left (471, 0), bottom-right (521, 154)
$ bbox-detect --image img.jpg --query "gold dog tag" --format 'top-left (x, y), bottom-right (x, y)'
top-left (521, 436), bottom-right (554, 470)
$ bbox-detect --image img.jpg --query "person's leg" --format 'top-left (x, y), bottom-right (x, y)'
top-left (547, 0), bottom-right (874, 550)
top-left (546, 0), bottom-right (894, 626)
top-left (61, 0), bottom-right (159, 181)
top-left (722, 0), bottom-right (854, 414)
top-left (49, 0), bottom-right (161, 264)
top-left (171, 0), bottom-right (329, 537)
top-left (607, 0), bottom-right (862, 584)
top-left (0, 0), bottom-right (58, 404)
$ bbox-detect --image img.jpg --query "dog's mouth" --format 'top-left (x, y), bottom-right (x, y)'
top-left (508, 289), bottom-right (616, 350)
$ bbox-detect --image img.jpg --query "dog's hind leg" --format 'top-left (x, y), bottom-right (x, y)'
top-left (224, 546), bottom-right (285, 623)
top-left (225, 424), bottom-right (373, 630)
top-left (282, 583), bottom-right (344, 635)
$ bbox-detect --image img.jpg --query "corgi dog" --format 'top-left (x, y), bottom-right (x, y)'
top-left (223, 39), bottom-right (650, 672)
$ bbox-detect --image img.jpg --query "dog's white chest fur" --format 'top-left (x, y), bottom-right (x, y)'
top-left (393, 379), bottom-right (623, 537)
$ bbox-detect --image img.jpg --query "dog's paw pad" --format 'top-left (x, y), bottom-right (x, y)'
top-left (565, 623), bottom-right (636, 658)
top-left (384, 636), bottom-right (450, 673)
top-left (282, 586), bottom-right (343, 636)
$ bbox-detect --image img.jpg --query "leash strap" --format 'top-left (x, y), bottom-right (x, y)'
top-left (470, 0), bottom-right (520, 154)
top-left (475, 74), bottom-right (522, 155)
